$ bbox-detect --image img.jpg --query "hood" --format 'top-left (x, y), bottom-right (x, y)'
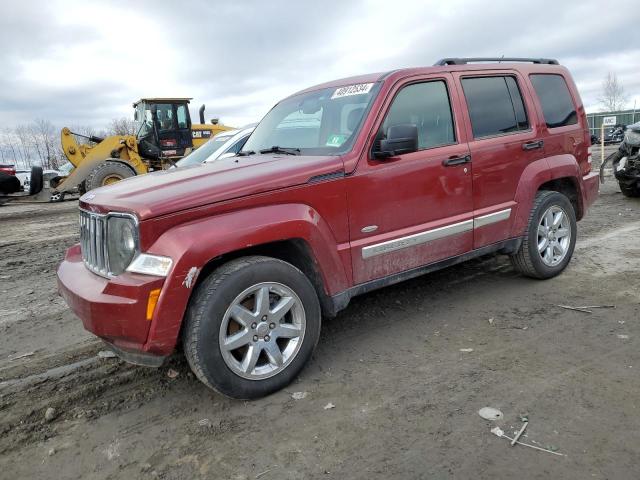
top-left (80, 154), bottom-right (344, 220)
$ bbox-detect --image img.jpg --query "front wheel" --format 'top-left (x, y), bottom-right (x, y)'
top-left (85, 160), bottom-right (135, 191)
top-left (619, 181), bottom-right (640, 198)
top-left (182, 256), bottom-right (321, 399)
top-left (510, 191), bottom-right (577, 279)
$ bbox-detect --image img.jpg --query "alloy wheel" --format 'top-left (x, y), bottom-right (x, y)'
top-left (537, 205), bottom-right (571, 267)
top-left (219, 282), bottom-right (306, 380)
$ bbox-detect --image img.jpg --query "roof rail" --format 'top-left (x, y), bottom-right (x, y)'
top-left (434, 57), bottom-right (559, 66)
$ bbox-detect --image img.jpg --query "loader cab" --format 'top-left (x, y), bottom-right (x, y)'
top-left (133, 98), bottom-right (194, 159)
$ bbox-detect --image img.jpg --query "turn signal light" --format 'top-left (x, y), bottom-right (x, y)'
top-left (146, 289), bottom-right (161, 321)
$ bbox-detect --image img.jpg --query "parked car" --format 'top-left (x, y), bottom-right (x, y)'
top-left (604, 126), bottom-right (625, 144)
top-left (0, 164), bottom-right (20, 194)
top-left (174, 126), bottom-right (256, 168)
top-left (0, 164), bottom-right (16, 176)
top-left (58, 57), bottom-right (599, 399)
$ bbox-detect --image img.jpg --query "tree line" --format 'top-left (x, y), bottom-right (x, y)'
top-left (0, 117), bottom-right (136, 171)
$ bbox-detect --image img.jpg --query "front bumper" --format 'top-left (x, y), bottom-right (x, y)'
top-left (57, 244), bottom-right (170, 361)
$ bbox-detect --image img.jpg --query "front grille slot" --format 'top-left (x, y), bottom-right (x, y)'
top-left (79, 210), bottom-right (109, 276)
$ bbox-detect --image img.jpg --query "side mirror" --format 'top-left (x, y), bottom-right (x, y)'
top-left (373, 124), bottom-right (418, 159)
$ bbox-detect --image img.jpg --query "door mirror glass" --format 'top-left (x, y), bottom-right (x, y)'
top-left (374, 124), bottom-right (418, 158)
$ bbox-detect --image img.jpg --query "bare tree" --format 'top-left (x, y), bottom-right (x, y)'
top-left (0, 128), bottom-right (20, 167)
top-left (14, 125), bottom-right (33, 167)
top-left (108, 117), bottom-right (137, 136)
top-left (27, 119), bottom-right (63, 170)
top-left (599, 72), bottom-right (629, 112)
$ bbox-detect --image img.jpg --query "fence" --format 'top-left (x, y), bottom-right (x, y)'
top-left (587, 109), bottom-right (638, 137)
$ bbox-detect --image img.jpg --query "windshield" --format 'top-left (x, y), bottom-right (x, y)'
top-left (134, 102), bottom-right (153, 139)
top-left (175, 134), bottom-right (234, 167)
top-left (243, 82), bottom-right (380, 156)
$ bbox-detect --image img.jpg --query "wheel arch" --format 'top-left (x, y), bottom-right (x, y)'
top-left (511, 154), bottom-right (584, 236)
top-left (537, 176), bottom-right (581, 219)
top-left (143, 203), bottom-right (350, 354)
top-left (191, 238), bottom-right (335, 318)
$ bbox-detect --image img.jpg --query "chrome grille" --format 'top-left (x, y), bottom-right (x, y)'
top-left (79, 210), bottom-right (109, 276)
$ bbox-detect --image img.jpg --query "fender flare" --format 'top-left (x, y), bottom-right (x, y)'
top-left (510, 154), bottom-right (582, 236)
top-left (144, 203), bottom-right (349, 353)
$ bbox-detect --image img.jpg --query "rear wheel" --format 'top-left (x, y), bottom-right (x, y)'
top-left (510, 191), bottom-right (576, 279)
top-left (85, 161), bottom-right (135, 191)
top-left (619, 181), bottom-right (640, 198)
top-left (182, 256), bottom-right (321, 399)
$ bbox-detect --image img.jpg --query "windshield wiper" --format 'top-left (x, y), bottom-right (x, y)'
top-left (259, 146), bottom-right (301, 155)
top-left (237, 150), bottom-right (256, 156)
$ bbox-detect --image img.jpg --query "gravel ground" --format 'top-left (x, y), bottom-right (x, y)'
top-left (1, 149), bottom-right (639, 479)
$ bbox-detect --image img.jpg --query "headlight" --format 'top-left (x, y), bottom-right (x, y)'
top-left (126, 254), bottom-right (173, 277)
top-left (107, 215), bottom-right (138, 275)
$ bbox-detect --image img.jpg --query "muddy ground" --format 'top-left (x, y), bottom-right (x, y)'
top-left (1, 150), bottom-right (639, 479)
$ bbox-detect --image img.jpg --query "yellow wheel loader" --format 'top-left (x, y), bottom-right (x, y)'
top-left (51, 98), bottom-right (233, 200)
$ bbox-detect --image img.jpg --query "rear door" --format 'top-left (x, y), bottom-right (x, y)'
top-left (452, 71), bottom-right (545, 248)
top-left (348, 74), bottom-right (474, 285)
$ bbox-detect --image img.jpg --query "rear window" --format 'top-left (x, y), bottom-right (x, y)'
top-left (529, 74), bottom-right (577, 128)
top-left (461, 76), bottom-right (529, 138)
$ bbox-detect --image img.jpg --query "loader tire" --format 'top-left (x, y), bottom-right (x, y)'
top-left (85, 161), bottom-right (135, 191)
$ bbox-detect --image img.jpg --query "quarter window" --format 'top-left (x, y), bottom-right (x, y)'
top-left (529, 74), bottom-right (577, 128)
top-left (381, 80), bottom-right (456, 150)
top-left (461, 76), bottom-right (529, 138)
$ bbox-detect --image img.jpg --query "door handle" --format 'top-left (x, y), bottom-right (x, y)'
top-left (442, 154), bottom-right (471, 166)
top-left (522, 140), bottom-right (544, 151)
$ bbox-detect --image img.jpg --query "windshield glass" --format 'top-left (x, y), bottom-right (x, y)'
top-left (175, 134), bottom-right (234, 167)
top-left (134, 102), bottom-right (153, 139)
top-left (243, 82), bottom-right (380, 156)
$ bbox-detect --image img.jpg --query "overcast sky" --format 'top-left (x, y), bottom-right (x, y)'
top-left (1, 0), bottom-right (639, 131)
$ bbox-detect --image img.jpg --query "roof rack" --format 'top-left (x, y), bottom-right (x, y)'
top-left (434, 57), bottom-right (559, 66)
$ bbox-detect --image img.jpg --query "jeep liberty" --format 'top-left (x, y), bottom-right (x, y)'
top-left (58, 57), bottom-right (600, 398)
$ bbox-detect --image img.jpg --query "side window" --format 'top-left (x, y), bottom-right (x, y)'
top-left (529, 74), bottom-right (577, 128)
top-left (381, 80), bottom-right (455, 150)
top-left (461, 76), bottom-right (530, 138)
top-left (176, 104), bottom-right (188, 129)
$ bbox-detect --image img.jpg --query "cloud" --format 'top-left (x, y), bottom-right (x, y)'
top-left (0, 0), bottom-right (638, 133)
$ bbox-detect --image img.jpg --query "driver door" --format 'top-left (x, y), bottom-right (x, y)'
top-left (347, 74), bottom-right (474, 285)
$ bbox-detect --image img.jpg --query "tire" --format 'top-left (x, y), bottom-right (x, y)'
top-left (28, 166), bottom-right (43, 195)
top-left (619, 181), bottom-right (640, 198)
top-left (510, 191), bottom-right (577, 279)
top-left (183, 256), bottom-right (321, 399)
top-left (85, 160), bottom-right (135, 191)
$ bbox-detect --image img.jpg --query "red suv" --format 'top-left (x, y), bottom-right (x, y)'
top-left (58, 58), bottom-right (599, 398)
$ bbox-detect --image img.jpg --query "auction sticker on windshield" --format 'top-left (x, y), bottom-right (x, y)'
top-left (331, 83), bottom-right (374, 99)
